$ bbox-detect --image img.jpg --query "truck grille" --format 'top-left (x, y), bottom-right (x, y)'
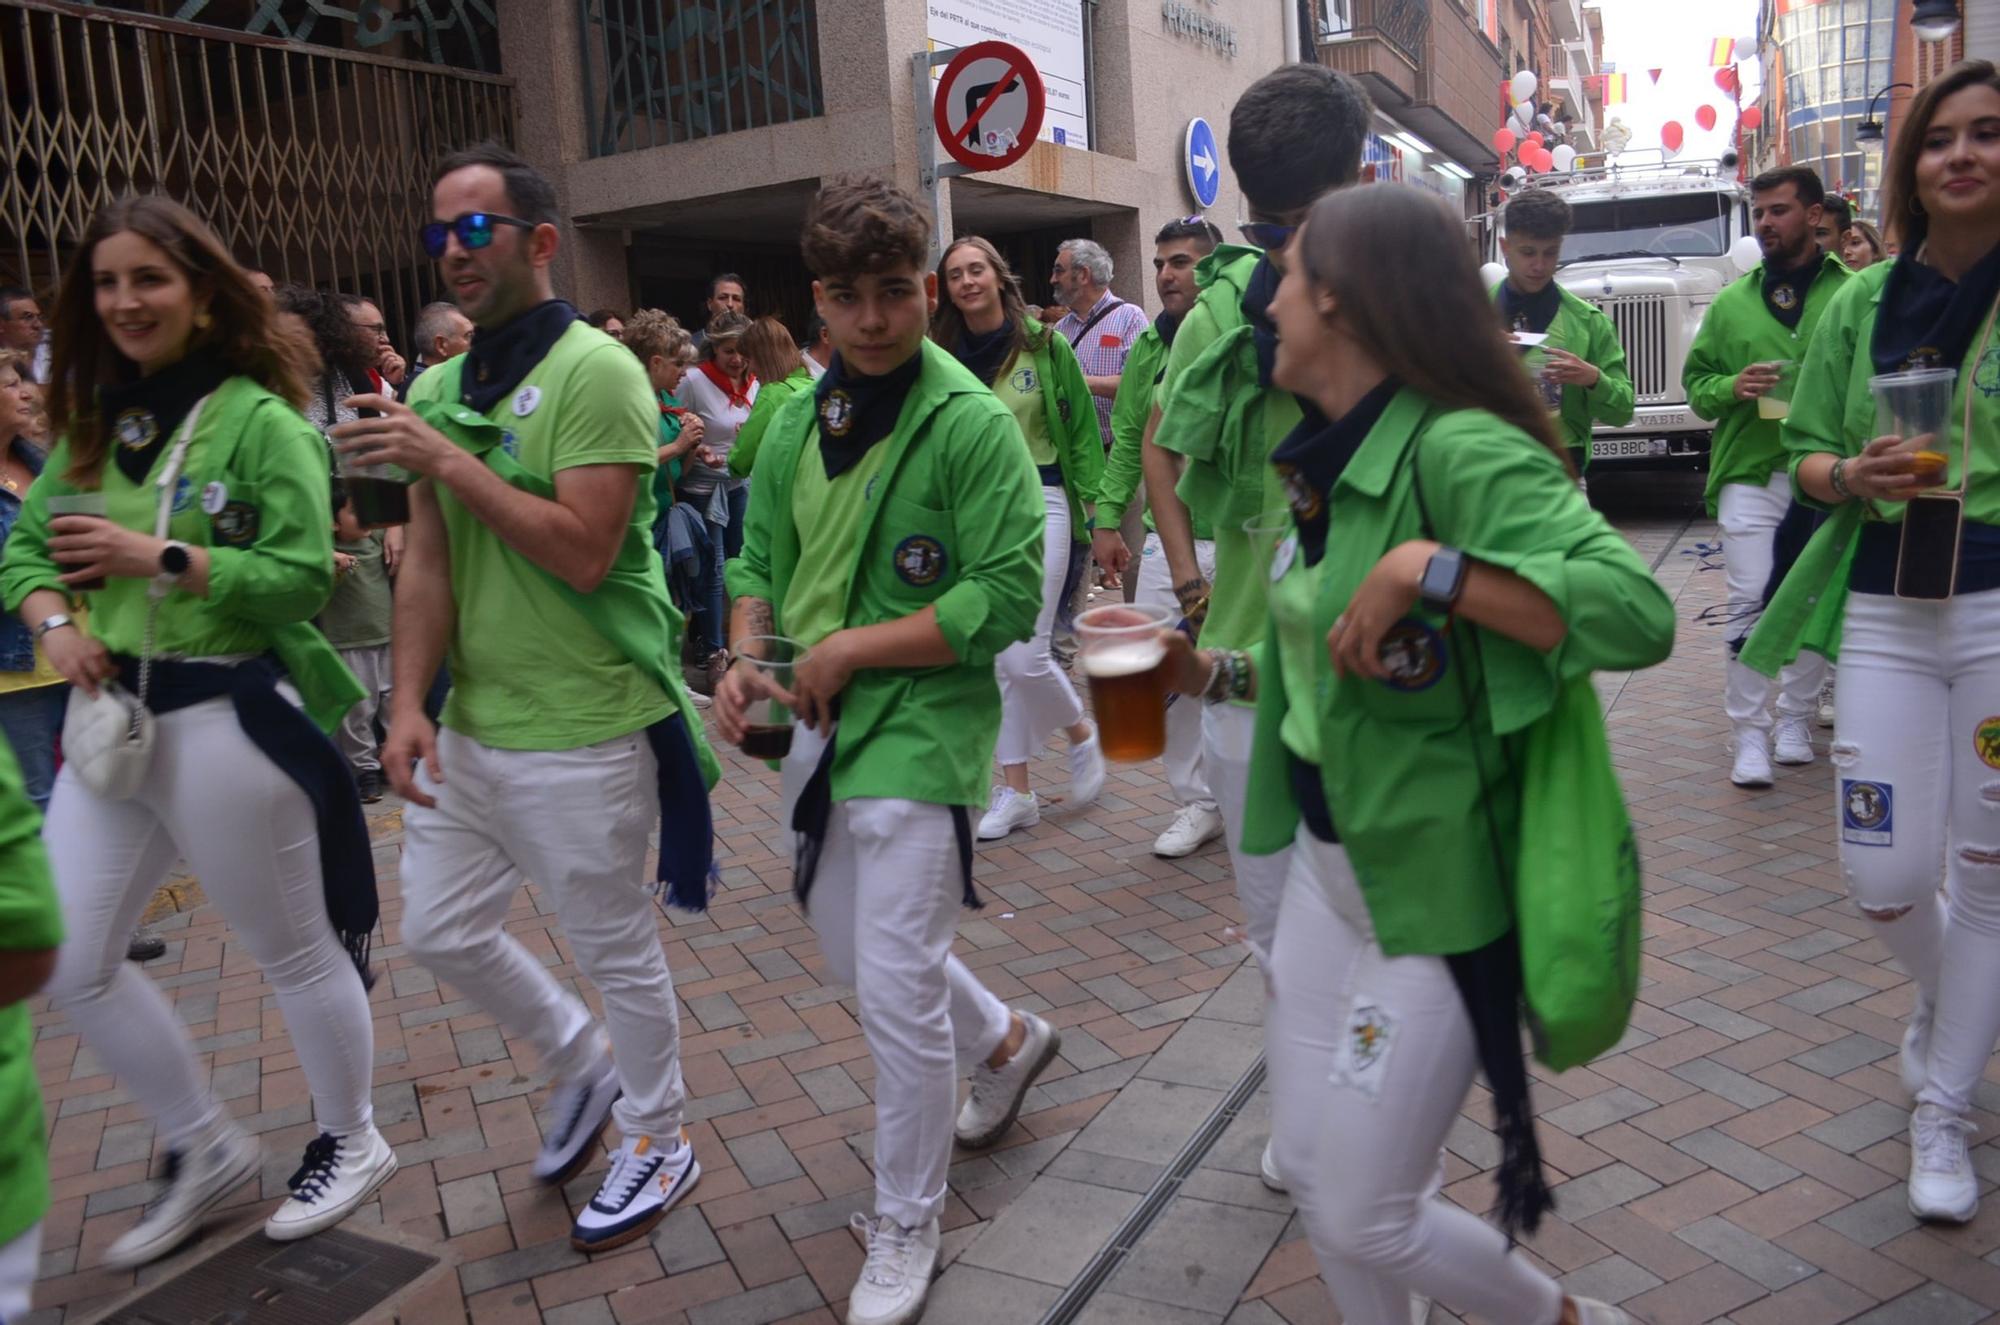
top-left (1587, 295), bottom-right (1673, 404)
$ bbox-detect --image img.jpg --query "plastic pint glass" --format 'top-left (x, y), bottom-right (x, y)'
top-left (1077, 604), bottom-right (1175, 763)
top-left (1757, 360), bottom-right (1798, 421)
top-left (1870, 367), bottom-right (1958, 484)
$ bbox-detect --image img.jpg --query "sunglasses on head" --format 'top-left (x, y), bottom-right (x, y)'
top-left (420, 212), bottom-right (537, 260)
top-left (1239, 221), bottom-right (1296, 253)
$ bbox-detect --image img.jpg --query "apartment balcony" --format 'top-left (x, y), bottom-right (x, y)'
top-left (1317, 0), bottom-right (1504, 166)
top-left (1548, 0), bottom-right (1586, 43)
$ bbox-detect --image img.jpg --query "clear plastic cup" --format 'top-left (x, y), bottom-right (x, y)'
top-left (733, 635), bottom-right (807, 758)
top-left (45, 492), bottom-right (107, 590)
top-left (1244, 507), bottom-right (1294, 568)
top-left (1523, 345), bottom-right (1564, 412)
top-left (1758, 360), bottom-right (1798, 421)
top-left (1077, 603), bottom-right (1174, 763)
top-left (1870, 367), bottom-right (1958, 484)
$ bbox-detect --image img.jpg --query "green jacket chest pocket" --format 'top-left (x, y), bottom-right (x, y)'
top-left (1349, 615), bottom-right (1470, 729)
top-left (869, 494), bottom-right (957, 609)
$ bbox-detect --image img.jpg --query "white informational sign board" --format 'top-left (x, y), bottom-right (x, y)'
top-left (927, 0), bottom-right (1088, 151)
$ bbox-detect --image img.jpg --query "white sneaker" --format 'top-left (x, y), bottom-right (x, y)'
top-left (977, 786), bottom-right (1040, 841)
top-left (1411, 1294), bottom-right (1431, 1324)
top-left (1909, 1103), bottom-right (1979, 1223)
top-left (955, 1011), bottom-right (1061, 1149)
top-left (1902, 993), bottom-right (1935, 1097)
top-left (1817, 680), bottom-right (1837, 728)
top-left (846, 1213), bottom-right (939, 1325)
top-left (1065, 724), bottom-right (1106, 810)
top-left (264, 1127), bottom-right (398, 1241)
top-left (1773, 717), bottom-right (1816, 766)
top-left (104, 1128), bottom-right (262, 1269)
top-left (1731, 730), bottom-right (1774, 788)
top-left (1567, 1300), bottom-right (1634, 1325)
top-left (533, 1055), bottom-right (621, 1185)
top-left (570, 1133), bottom-right (700, 1252)
top-left (1259, 1139), bottom-right (1288, 1193)
top-left (1154, 804), bottom-right (1224, 858)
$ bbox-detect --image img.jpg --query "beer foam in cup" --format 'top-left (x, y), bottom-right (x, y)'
top-left (1081, 640), bottom-right (1165, 677)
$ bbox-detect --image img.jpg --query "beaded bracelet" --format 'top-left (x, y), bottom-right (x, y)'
top-left (1829, 457), bottom-right (1853, 501)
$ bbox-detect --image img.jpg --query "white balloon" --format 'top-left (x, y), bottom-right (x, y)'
top-left (1551, 144), bottom-right (1577, 171)
top-left (1510, 70), bottom-right (1539, 106)
top-left (1734, 35), bottom-right (1758, 63)
top-left (1480, 262), bottom-right (1509, 290)
top-left (1729, 234), bottom-right (1764, 275)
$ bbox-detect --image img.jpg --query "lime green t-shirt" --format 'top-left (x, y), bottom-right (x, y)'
top-left (405, 321), bottom-right (675, 750)
top-left (993, 356), bottom-right (1058, 466)
top-left (783, 440), bottom-right (893, 650)
top-left (0, 736), bottom-right (58, 1246)
top-left (652, 392), bottom-right (686, 511)
top-left (1267, 534), bottom-right (1324, 765)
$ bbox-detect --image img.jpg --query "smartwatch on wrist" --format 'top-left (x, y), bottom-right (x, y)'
top-left (1419, 546), bottom-right (1469, 616)
top-left (158, 540), bottom-right (193, 581)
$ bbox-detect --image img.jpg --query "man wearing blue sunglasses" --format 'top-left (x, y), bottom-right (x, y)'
top-left (329, 144), bottom-right (715, 1256)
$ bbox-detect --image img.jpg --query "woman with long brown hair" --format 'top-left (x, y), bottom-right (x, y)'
top-left (0, 195), bottom-right (391, 1267)
top-left (1747, 59), bottom-right (2000, 1225)
top-left (932, 237), bottom-right (1107, 840)
top-left (727, 316), bottom-right (809, 477)
top-left (1842, 217), bottom-right (1887, 269)
top-left (1153, 185), bottom-right (1672, 1325)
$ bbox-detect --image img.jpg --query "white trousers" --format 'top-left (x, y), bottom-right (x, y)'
top-left (1835, 589), bottom-right (2000, 1115)
top-left (42, 696), bottom-right (375, 1145)
top-left (400, 728), bottom-right (688, 1141)
top-left (0, 1222), bottom-right (39, 1324)
top-left (996, 486), bottom-right (1085, 766)
top-left (1137, 533), bottom-right (1217, 813)
top-left (782, 726), bottom-right (1012, 1228)
top-left (1718, 473), bottom-right (1826, 731)
top-left (1270, 836), bottom-right (1564, 1325)
top-left (334, 643), bottom-right (391, 774)
top-left (1202, 701), bottom-right (1291, 967)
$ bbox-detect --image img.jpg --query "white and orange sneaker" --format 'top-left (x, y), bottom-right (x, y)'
top-left (569, 1132), bottom-right (700, 1252)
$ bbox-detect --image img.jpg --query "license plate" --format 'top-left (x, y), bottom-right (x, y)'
top-left (1590, 437), bottom-right (1667, 460)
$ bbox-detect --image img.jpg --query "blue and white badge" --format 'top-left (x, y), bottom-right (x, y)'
top-left (1270, 532), bottom-right (1298, 582)
top-left (200, 480), bottom-right (229, 516)
top-left (1841, 779), bottom-right (1893, 847)
top-left (512, 385), bottom-right (542, 417)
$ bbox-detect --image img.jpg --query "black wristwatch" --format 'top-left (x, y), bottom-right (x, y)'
top-left (158, 540), bottom-right (192, 580)
top-left (1419, 546), bottom-right (1468, 616)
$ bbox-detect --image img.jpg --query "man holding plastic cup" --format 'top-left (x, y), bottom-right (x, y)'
top-left (1683, 165), bottom-right (1852, 788)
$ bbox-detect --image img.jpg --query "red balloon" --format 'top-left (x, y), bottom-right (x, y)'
top-left (1661, 121), bottom-right (1684, 153)
top-left (1530, 148), bottom-right (1554, 172)
top-left (1494, 127), bottom-right (1517, 154)
top-left (1695, 104), bottom-right (1718, 131)
top-left (1715, 66), bottom-right (1740, 96)
top-left (1739, 106), bottom-right (1764, 131)
top-left (1526, 131), bottom-right (1544, 147)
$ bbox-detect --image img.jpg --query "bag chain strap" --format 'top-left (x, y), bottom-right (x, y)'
top-left (128, 394), bottom-right (213, 731)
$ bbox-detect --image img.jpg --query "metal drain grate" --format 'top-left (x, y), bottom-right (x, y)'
top-left (96, 1227), bottom-right (438, 1325)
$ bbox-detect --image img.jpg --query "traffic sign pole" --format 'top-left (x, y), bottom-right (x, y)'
top-left (912, 49), bottom-right (976, 262)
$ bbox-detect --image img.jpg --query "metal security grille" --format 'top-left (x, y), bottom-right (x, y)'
top-left (577, 0), bottom-right (823, 158)
top-left (1, 0), bottom-right (513, 347)
top-left (1592, 294), bottom-right (1673, 403)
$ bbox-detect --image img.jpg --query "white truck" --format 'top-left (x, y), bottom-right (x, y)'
top-left (1479, 155), bottom-right (1757, 471)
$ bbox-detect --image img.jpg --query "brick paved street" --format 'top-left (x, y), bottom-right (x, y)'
top-left (25, 474), bottom-right (2000, 1325)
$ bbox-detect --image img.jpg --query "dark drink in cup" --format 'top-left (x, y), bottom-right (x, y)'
top-left (346, 475), bottom-right (411, 528)
top-left (740, 723), bottom-right (794, 760)
top-left (734, 635), bottom-right (806, 759)
top-left (45, 493), bottom-right (108, 590)
top-left (1077, 603), bottom-right (1175, 763)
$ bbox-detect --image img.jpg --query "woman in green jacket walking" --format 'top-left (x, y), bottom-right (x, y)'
top-left (0, 197), bottom-right (390, 1266)
top-left (1156, 187), bottom-right (1671, 1325)
top-left (1751, 62), bottom-right (2000, 1226)
top-left (933, 237), bottom-right (1107, 839)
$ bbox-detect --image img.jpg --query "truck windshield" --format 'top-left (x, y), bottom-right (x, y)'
top-left (1563, 194), bottom-right (1730, 259)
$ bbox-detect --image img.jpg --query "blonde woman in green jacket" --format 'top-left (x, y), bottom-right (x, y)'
top-left (0, 197), bottom-right (389, 1267)
top-left (933, 237), bottom-right (1108, 840)
top-left (1155, 187), bottom-right (1671, 1325)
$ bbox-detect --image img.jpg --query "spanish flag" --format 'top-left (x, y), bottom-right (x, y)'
top-left (1710, 37), bottom-right (1736, 66)
top-left (1602, 73), bottom-right (1628, 103)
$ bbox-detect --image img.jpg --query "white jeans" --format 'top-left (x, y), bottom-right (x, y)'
top-left (996, 486), bottom-right (1085, 766)
top-left (0, 1222), bottom-right (39, 1324)
top-left (334, 644), bottom-right (391, 774)
top-left (1834, 589), bottom-right (2000, 1115)
top-left (1137, 533), bottom-right (1217, 813)
top-left (1719, 473), bottom-right (1827, 731)
top-left (1202, 702), bottom-right (1291, 967)
top-left (400, 728), bottom-right (688, 1141)
top-left (782, 726), bottom-right (1012, 1228)
top-left (41, 696), bottom-right (375, 1146)
top-left (1270, 836), bottom-right (1564, 1325)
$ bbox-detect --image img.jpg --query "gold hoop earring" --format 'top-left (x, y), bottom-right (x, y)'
top-left (193, 308), bottom-right (212, 330)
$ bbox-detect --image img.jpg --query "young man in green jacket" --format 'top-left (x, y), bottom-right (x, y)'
top-left (0, 740), bottom-right (57, 1321)
top-left (716, 175), bottom-right (1058, 1325)
top-left (1093, 214), bottom-right (1227, 857)
top-left (1682, 164), bottom-right (1851, 788)
top-left (1493, 188), bottom-right (1635, 475)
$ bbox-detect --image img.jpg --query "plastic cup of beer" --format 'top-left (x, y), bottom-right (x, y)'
top-left (1244, 507), bottom-right (1294, 576)
top-left (45, 492), bottom-right (108, 590)
top-left (1869, 367), bottom-right (1958, 484)
top-left (1077, 603), bottom-right (1174, 763)
top-left (1757, 360), bottom-right (1798, 421)
top-left (734, 635), bottom-right (807, 759)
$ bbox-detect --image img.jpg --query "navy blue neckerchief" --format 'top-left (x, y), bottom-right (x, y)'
top-left (460, 299), bottom-right (580, 413)
top-left (1872, 241), bottom-right (2000, 372)
top-left (1240, 255), bottom-right (1282, 387)
top-left (1499, 280), bottom-right (1562, 336)
top-left (1154, 308), bottom-right (1185, 353)
top-left (1268, 376), bottom-right (1402, 567)
top-left (956, 322), bottom-right (1017, 389)
top-left (1760, 249), bottom-right (1825, 330)
top-left (98, 347), bottom-right (232, 486)
top-left (116, 654), bottom-right (379, 985)
top-left (815, 349), bottom-right (922, 479)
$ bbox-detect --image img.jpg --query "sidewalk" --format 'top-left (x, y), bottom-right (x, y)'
top-left (27, 504), bottom-right (2000, 1325)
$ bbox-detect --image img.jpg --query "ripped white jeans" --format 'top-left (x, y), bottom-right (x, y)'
top-left (1834, 588), bottom-right (2000, 1114)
